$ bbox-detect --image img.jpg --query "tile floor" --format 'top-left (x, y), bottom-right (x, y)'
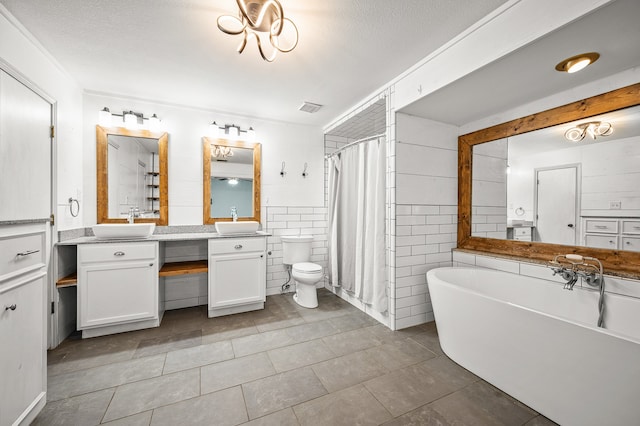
top-left (36, 289), bottom-right (557, 425)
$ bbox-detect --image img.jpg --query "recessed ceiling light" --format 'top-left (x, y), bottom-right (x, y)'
top-left (555, 52), bottom-right (600, 73)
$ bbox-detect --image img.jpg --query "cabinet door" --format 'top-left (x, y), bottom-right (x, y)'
top-left (209, 252), bottom-right (265, 309)
top-left (0, 273), bottom-right (45, 426)
top-left (79, 262), bottom-right (157, 329)
top-left (0, 70), bottom-right (51, 221)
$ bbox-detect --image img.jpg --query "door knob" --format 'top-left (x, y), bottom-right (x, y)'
top-left (5, 304), bottom-right (17, 311)
top-left (567, 224), bottom-right (574, 228)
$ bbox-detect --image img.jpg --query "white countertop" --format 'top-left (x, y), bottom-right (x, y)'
top-left (58, 231), bottom-right (271, 245)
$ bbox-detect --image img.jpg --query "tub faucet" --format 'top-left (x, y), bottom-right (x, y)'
top-left (548, 254), bottom-right (606, 328)
top-left (230, 206), bottom-right (238, 222)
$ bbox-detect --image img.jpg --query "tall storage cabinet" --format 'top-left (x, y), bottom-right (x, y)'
top-left (0, 68), bottom-right (52, 424)
top-left (0, 226), bottom-right (48, 426)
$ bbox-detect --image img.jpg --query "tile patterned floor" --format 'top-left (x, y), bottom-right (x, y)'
top-left (36, 289), bottom-right (557, 425)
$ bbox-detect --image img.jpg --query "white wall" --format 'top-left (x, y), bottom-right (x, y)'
top-left (83, 93), bottom-right (325, 226)
top-left (0, 8), bottom-right (84, 231)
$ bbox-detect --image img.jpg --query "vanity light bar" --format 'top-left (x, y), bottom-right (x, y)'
top-left (98, 107), bottom-right (162, 131)
top-left (209, 121), bottom-right (256, 141)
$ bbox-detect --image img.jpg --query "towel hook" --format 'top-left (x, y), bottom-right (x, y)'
top-left (302, 163), bottom-right (308, 178)
top-left (280, 161), bottom-right (286, 177)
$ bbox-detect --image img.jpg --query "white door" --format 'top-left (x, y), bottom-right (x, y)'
top-left (535, 166), bottom-right (578, 245)
top-left (0, 70), bottom-right (51, 221)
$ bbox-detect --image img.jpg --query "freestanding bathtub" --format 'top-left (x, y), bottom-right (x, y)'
top-left (427, 267), bottom-right (640, 426)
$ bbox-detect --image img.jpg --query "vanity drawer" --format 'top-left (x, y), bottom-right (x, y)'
top-left (622, 237), bottom-right (640, 252)
top-left (209, 238), bottom-right (265, 255)
top-left (585, 219), bottom-right (618, 234)
top-left (585, 234), bottom-right (618, 249)
top-left (0, 231), bottom-right (45, 281)
top-left (621, 220), bottom-right (640, 235)
top-left (513, 227), bottom-right (532, 237)
top-left (79, 242), bottom-right (157, 263)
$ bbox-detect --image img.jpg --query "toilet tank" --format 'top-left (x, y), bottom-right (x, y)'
top-left (281, 235), bottom-right (313, 265)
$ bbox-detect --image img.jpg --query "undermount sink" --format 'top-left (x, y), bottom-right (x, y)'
top-left (215, 221), bottom-right (260, 235)
top-left (92, 223), bottom-right (156, 239)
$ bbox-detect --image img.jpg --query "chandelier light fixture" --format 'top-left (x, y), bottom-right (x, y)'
top-left (217, 0), bottom-right (299, 62)
top-left (564, 121), bottom-right (613, 142)
top-left (212, 145), bottom-right (235, 160)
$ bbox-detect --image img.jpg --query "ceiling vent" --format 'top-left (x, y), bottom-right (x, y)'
top-left (299, 102), bottom-right (323, 113)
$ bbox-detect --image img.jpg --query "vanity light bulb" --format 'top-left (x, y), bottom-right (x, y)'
top-left (229, 126), bottom-right (239, 139)
top-left (247, 127), bottom-right (256, 141)
top-left (149, 114), bottom-right (161, 131)
top-left (124, 112), bottom-right (137, 130)
top-left (98, 107), bottom-right (112, 126)
top-left (228, 178), bottom-right (239, 186)
top-left (209, 122), bottom-right (220, 137)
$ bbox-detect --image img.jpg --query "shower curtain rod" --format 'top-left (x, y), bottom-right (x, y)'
top-left (325, 133), bottom-right (386, 159)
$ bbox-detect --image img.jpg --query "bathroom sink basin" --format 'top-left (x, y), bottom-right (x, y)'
top-left (92, 223), bottom-right (156, 239)
top-left (215, 221), bottom-right (259, 235)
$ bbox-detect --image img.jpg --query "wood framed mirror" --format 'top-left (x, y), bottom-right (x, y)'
top-left (203, 137), bottom-right (261, 224)
top-left (458, 82), bottom-right (640, 276)
top-left (96, 125), bottom-right (168, 225)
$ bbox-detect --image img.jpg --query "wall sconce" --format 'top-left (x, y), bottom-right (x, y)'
top-left (98, 107), bottom-right (162, 131)
top-left (209, 121), bottom-right (257, 141)
top-left (564, 121), bottom-right (613, 142)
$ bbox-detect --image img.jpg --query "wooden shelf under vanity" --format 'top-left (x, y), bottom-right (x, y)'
top-left (158, 260), bottom-right (208, 277)
top-left (56, 272), bottom-right (77, 288)
top-left (55, 260), bottom-right (208, 288)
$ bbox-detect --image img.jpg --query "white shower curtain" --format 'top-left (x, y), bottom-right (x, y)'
top-left (328, 136), bottom-right (387, 313)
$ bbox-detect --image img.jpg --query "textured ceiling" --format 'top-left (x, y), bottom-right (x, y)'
top-left (0, 0), bottom-right (507, 126)
top-left (401, 0), bottom-right (640, 126)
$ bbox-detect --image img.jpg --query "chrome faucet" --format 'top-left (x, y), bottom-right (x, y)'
top-left (230, 206), bottom-right (238, 222)
top-left (128, 207), bottom-right (140, 224)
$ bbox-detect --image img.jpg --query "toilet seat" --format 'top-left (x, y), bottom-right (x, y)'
top-left (293, 262), bottom-right (322, 273)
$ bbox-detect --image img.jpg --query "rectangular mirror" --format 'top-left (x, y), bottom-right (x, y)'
top-left (97, 125), bottom-right (168, 225)
top-left (459, 83), bottom-right (640, 276)
top-left (202, 137), bottom-right (261, 224)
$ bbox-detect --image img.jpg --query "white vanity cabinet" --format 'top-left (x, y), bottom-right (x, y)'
top-left (78, 241), bottom-right (161, 338)
top-left (582, 218), bottom-right (640, 252)
top-left (0, 225), bottom-right (47, 426)
top-left (208, 237), bottom-right (266, 317)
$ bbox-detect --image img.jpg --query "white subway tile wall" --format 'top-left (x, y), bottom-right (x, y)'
top-left (395, 204), bottom-right (456, 329)
top-left (392, 113), bottom-right (460, 329)
top-left (471, 139), bottom-right (508, 239)
top-left (452, 250), bottom-right (640, 300)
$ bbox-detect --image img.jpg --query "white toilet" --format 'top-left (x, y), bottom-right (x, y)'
top-left (281, 235), bottom-right (323, 308)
